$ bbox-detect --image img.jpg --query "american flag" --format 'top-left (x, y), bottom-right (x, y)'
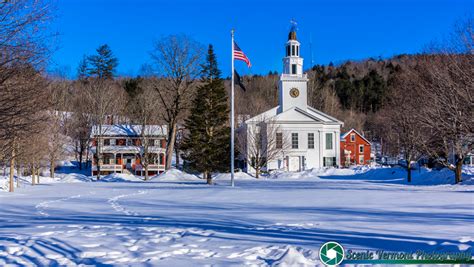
top-left (233, 41), bottom-right (251, 68)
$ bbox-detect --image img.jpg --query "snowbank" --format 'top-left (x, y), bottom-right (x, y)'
top-left (59, 173), bottom-right (92, 183)
top-left (151, 168), bottom-right (200, 181)
top-left (267, 165), bottom-right (474, 186)
top-left (268, 168), bottom-right (348, 180)
top-left (213, 171), bottom-right (255, 181)
top-left (101, 173), bottom-right (143, 182)
top-left (0, 176), bottom-right (12, 191)
top-left (57, 160), bottom-right (76, 167)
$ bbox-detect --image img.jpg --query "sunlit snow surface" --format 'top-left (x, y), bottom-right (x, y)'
top-left (0, 167), bottom-right (472, 266)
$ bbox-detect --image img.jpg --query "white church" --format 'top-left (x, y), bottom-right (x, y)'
top-left (243, 28), bottom-right (343, 173)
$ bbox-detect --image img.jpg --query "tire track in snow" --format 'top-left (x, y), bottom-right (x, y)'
top-left (108, 190), bottom-right (148, 216)
top-left (36, 194), bottom-right (82, 217)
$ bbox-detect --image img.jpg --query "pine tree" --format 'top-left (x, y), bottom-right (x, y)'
top-left (77, 55), bottom-right (89, 81)
top-left (87, 44), bottom-right (118, 79)
top-left (181, 45), bottom-right (230, 184)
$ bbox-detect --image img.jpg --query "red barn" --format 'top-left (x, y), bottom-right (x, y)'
top-left (340, 129), bottom-right (371, 167)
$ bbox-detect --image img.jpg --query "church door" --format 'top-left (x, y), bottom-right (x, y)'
top-left (288, 156), bottom-right (300, 172)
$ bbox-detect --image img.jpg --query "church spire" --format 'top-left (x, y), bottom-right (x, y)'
top-left (288, 19), bottom-right (298, 40)
top-left (283, 20), bottom-right (303, 76)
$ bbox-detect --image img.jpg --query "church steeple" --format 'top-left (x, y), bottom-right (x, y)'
top-left (283, 21), bottom-right (303, 77)
top-left (278, 20), bottom-right (308, 113)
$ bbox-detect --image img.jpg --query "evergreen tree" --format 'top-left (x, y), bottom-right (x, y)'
top-left (77, 55), bottom-right (89, 81)
top-left (181, 45), bottom-right (230, 184)
top-left (124, 76), bottom-right (143, 99)
top-left (87, 44), bottom-right (118, 79)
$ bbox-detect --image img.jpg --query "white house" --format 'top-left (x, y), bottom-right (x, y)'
top-left (91, 124), bottom-right (167, 176)
top-left (243, 28), bottom-right (343, 173)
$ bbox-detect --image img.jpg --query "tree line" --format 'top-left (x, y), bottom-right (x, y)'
top-left (0, 1), bottom-right (471, 192)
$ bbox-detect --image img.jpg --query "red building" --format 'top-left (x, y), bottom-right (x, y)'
top-left (340, 129), bottom-right (371, 167)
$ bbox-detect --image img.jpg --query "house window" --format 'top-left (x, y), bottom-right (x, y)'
top-left (308, 133), bottom-right (314, 149)
top-left (104, 139), bottom-right (110, 146)
top-left (359, 155), bottom-right (364, 164)
top-left (148, 139), bottom-right (155, 146)
top-left (325, 133), bottom-right (333, 150)
top-left (276, 132), bottom-right (282, 149)
top-left (291, 64), bottom-right (297, 74)
top-left (292, 133), bottom-right (298, 149)
top-left (359, 145), bottom-right (364, 153)
top-left (324, 157), bottom-right (336, 167)
top-left (110, 139), bottom-right (116, 146)
top-left (350, 133), bottom-right (355, 142)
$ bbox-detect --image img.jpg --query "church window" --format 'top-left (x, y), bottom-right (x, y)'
top-left (296, 45), bottom-right (299, 56)
top-left (323, 157), bottom-right (336, 167)
top-left (276, 132), bottom-right (283, 149)
top-left (287, 45), bottom-right (290, 57)
top-left (308, 133), bottom-right (314, 149)
top-left (325, 133), bottom-right (333, 150)
top-left (291, 45), bottom-right (295, 56)
top-left (292, 133), bottom-right (298, 149)
top-left (291, 64), bottom-right (297, 74)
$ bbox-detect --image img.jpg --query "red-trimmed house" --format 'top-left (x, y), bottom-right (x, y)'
top-left (91, 124), bottom-right (167, 176)
top-left (340, 129), bottom-right (371, 167)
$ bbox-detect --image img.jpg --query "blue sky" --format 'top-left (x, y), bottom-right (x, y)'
top-left (49, 0), bottom-right (472, 78)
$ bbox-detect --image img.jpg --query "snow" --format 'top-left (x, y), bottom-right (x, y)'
top-left (101, 173), bottom-right (144, 182)
top-left (91, 124), bottom-right (167, 137)
top-left (213, 171), bottom-right (256, 181)
top-left (151, 168), bottom-right (200, 181)
top-left (0, 166), bottom-right (472, 266)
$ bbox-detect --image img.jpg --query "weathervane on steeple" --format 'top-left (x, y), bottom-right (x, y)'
top-left (290, 19), bottom-right (298, 32)
top-left (288, 19), bottom-right (298, 40)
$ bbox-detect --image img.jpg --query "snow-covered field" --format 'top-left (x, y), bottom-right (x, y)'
top-left (0, 166), bottom-right (473, 266)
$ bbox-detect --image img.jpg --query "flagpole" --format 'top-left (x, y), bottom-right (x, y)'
top-left (230, 29), bottom-right (235, 187)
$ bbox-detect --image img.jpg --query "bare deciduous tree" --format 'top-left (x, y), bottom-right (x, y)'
top-left (238, 117), bottom-right (290, 178)
top-left (149, 35), bottom-right (204, 169)
top-left (129, 81), bottom-right (163, 180)
top-left (381, 69), bottom-right (424, 183)
top-left (82, 78), bottom-right (126, 180)
top-left (414, 19), bottom-right (474, 183)
top-left (0, 0), bottom-right (52, 192)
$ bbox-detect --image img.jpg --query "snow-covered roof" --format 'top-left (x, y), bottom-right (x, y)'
top-left (91, 124), bottom-right (167, 137)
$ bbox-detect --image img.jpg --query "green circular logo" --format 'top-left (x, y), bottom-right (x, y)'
top-left (319, 241), bottom-right (344, 266)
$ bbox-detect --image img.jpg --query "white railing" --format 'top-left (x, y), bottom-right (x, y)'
top-left (135, 164), bottom-right (165, 171)
top-left (92, 164), bottom-right (123, 171)
top-left (148, 164), bottom-right (165, 170)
